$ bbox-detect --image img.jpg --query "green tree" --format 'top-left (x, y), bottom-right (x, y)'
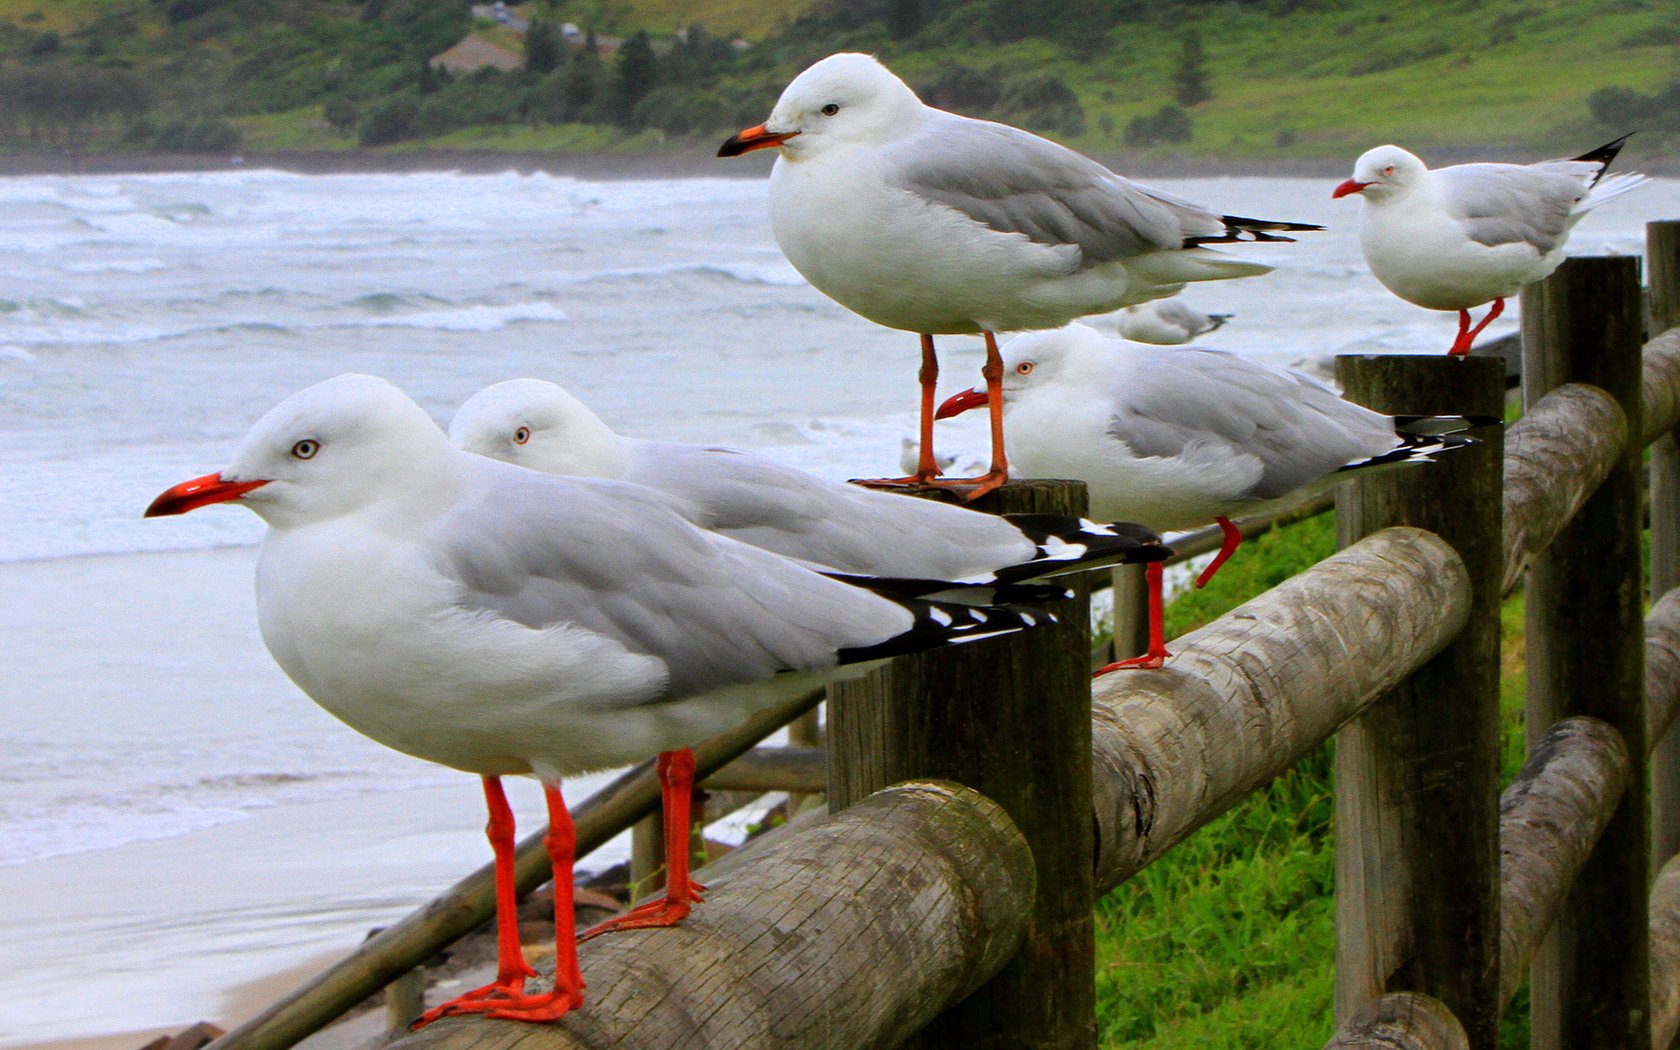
top-left (1173, 29), bottom-right (1211, 106)
top-left (525, 20), bottom-right (564, 76)
top-left (612, 30), bottom-right (657, 126)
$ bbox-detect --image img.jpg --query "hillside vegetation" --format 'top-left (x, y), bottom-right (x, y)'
top-left (0, 0), bottom-right (1675, 164)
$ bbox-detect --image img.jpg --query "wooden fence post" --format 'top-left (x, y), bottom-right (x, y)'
top-left (827, 479), bottom-right (1094, 1050)
top-left (1333, 355), bottom-right (1505, 1046)
top-left (1522, 256), bottom-right (1650, 1050)
top-left (1649, 221), bottom-right (1680, 879)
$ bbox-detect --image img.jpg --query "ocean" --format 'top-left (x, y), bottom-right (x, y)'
top-left (0, 167), bottom-right (1671, 1044)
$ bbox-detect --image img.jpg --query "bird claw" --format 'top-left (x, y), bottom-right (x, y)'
top-left (579, 882), bottom-right (704, 940)
top-left (1094, 649), bottom-right (1170, 675)
top-left (410, 972), bottom-right (537, 1030)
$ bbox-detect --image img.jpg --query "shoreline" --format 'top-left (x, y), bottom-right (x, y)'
top-left (0, 144), bottom-right (1377, 181)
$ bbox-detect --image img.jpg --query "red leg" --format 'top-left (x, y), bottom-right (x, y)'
top-left (433, 781), bottom-right (587, 1024)
top-left (1195, 516), bottom-right (1243, 589)
top-left (580, 748), bottom-right (705, 939)
top-left (1456, 297), bottom-right (1504, 356)
top-left (411, 777), bottom-right (539, 1028)
top-left (1094, 561), bottom-right (1171, 672)
top-left (915, 334), bottom-right (942, 481)
top-left (1448, 309), bottom-right (1474, 356)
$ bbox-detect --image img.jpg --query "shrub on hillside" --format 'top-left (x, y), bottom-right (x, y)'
top-left (1001, 73), bottom-right (1086, 136)
top-left (634, 85), bottom-right (726, 135)
top-left (153, 118), bottom-right (243, 152)
top-left (1123, 104), bottom-right (1191, 146)
top-left (359, 95), bottom-right (419, 145)
top-left (1588, 81), bottom-right (1680, 133)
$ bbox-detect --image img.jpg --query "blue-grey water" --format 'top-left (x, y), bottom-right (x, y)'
top-left (0, 167), bottom-right (1671, 1043)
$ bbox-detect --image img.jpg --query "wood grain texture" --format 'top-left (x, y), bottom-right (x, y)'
top-left (1650, 590), bottom-right (1680, 749)
top-left (1332, 355), bottom-right (1505, 1046)
top-left (1522, 256), bottom-right (1651, 1050)
top-left (828, 478), bottom-right (1095, 1050)
top-left (394, 781), bottom-right (1033, 1050)
top-left (205, 688), bottom-right (824, 1050)
top-left (1501, 383), bottom-right (1626, 597)
top-left (1498, 716), bottom-right (1632, 1007)
top-left (1322, 992), bottom-right (1469, 1050)
top-left (1650, 854), bottom-right (1680, 1048)
top-left (1089, 526), bottom-right (1470, 895)
top-left (1648, 221), bottom-right (1680, 886)
top-left (1642, 327), bottom-right (1680, 448)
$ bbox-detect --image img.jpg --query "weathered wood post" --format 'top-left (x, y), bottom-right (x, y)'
top-left (827, 479), bottom-right (1094, 1050)
top-left (1522, 256), bottom-right (1650, 1050)
top-left (1649, 221), bottom-right (1680, 877)
top-left (1333, 355), bottom-right (1505, 1046)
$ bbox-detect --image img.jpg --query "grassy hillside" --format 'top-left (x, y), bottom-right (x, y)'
top-left (0, 0), bottom-right (1673, 163)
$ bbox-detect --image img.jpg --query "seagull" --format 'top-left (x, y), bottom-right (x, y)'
top-left (145, 374), bottom-right (1061, 1026)
top-left (1333, 135), bottom-right (1646, 356)
top-left (1087, 298), bottom-right (1233, 344)
top-left (449, 378), bottom-right (1170, 586)
top-left (936, 324), bottom-right (1489, 668)
top-left (718, 52), bottom-right (1318, 499)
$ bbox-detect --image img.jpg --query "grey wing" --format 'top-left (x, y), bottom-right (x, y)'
top-left (625, 441), bottom-right (1036, 579)
top-left (1435, 162), bottom-right (1589, 253)
top-left (1106, 349), bottom-right (1400, 499)
top-left (885, 112), bottom-right (1232, 266)
top-left (429, 468), bottom-right (911, 699)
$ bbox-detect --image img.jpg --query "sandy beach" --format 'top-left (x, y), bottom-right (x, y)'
top-left (0, 547), bottom-right (625, 1048)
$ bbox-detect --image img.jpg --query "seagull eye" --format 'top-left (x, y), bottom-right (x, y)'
top-left (1382, 165), bottom-right (1394, 177)
top-left (513, 426), bottom-right (531, 445)
top-left (820, 103), bottom-right (839, 116)
top-left (291, 439), bottom-right (319, 460)
top-left (1016, 362), bottom-right (1035, 375)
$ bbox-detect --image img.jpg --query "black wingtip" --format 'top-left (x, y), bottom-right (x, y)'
top-left (1573, 133), bottom-right (1634, 185)
top-left (1186, 215), bottom-right (1325, 246)
top-left (994, 514), bottom-right (1173, 583)
top-left (835, 600), bottom-right (1060, 666)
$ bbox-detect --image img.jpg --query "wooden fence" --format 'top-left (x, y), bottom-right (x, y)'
top-left (206, 223), bottom-right (1680, 1050)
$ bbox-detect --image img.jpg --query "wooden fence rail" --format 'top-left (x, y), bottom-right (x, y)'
top-left (1089, 526), bottom-right (1468, 895)
top-left (404, 782), bottom-right (1033, 1050)
top-left (216, 243), bottom-right (1680, 1050)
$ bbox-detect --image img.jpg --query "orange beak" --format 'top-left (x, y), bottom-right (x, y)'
top-left (145, 472), bottom-right (268, 517)
top-left (935, 387), bottom-right (990, 420)
top-left (717, 124), bottom-right (799, 158)
top-left (1332, 179), bottom-right (1368, 199)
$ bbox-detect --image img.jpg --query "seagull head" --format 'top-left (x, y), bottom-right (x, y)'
top-left (145, 374), bottom-right (453, 529)
top-left (450, 378), bottom-right (628, 478)
top-left (936, 325), bottom-right (1102, 419)
top-left (1334, 145), bottom-right (1426, 201)
top-left (718, 52), bottom-right (922, 161)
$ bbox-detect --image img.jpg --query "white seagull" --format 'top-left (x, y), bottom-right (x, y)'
top-left (718, 52), bottom-right (1317, 498)
top-left (1334, 135), bottom-right (1646, 355)
top-left (145, 374), bottom-right (1060, 1027)
top-left (449, 378), bottom-right (1169, 585)
top-left (936, 324), bottom-right (1489, 668)
top-left (1088, 298), bottom-right (1233, 345)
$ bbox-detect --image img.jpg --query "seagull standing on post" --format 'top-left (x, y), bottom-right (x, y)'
top-left (144, 374), bottom-right (1062, 1027)
top-left (937, 325), bottom-right (1490, 668)
top-left (1333, 135), bottom-right (1646, 356)
top-left (719, 52), bottom-right (1319, 499)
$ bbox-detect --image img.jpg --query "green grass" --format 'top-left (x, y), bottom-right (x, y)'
top-left (1093, 510), bottom-right (1535, 1047)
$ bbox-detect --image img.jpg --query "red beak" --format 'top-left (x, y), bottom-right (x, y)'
top-left (935, 388), bottom-right (990, 420)
top-left (145, 472), bottom-right (268, 517)
top-left (1332, 178), bottom-right (1369, 199)
top-left (717, 124), bottom-right (799, 157)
